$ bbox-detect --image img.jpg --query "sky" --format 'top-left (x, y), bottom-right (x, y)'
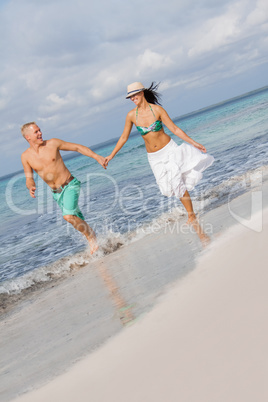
top-left (0, 0), bottom-right (267, 176)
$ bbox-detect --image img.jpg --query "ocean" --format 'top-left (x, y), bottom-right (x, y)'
top-left (0, 86), bottom-right (268, 297)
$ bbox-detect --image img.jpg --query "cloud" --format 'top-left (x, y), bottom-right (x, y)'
top-left (187, 1), bottom-right (267, 59)
top-left (0, 0), bottom-right (267, 175)
top-left (136, 49), bottom-right (173, 74)
top-left (246, 0), bottom-right (268, 25)
top-left (188, 13), bottom-right (240, 58)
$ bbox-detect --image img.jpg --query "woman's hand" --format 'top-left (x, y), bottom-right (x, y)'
top-left (193, 141), bottom-right (207, 153)
top-left (104, 155), bottom-right (113, 167)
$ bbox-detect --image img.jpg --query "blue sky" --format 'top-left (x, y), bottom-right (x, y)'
top-left (0, 0), bottom-right (267, 175)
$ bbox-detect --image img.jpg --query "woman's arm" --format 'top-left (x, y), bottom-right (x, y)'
top-left (159, 107), bottom-right (207, 153)
top-left (105, 113), bottom-right (133, 164)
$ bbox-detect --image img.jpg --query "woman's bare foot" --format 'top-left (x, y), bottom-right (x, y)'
top-left (187, 213), bottom-right (211, 247)
top-left (179, 191), bottom-right (210, 246)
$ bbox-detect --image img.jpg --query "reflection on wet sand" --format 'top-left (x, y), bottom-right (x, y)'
top-left (97, 261), bottom-right (135, 326)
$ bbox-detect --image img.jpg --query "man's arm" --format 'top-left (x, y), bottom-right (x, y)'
top-left (53, 138), bottom-right (106, 169)
top-left (21, 153), bottom-right (36, 198)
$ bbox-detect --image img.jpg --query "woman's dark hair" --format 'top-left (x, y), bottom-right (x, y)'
top-left (143, 82), bottom-right (162, 105)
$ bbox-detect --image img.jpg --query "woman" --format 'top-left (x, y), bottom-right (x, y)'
top-left (105, 82), bottom-right (214, 243)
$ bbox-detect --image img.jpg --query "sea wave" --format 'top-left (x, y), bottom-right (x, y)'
top-left (0, 212), bottom-right (188, 298)
top-left (198, 164), bottom-right (267, 208)
top-left (0, 230), bottom-right (134, 298)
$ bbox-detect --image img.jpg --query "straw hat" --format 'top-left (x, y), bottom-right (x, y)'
top-left (126, 82), bottom-right (145, 98)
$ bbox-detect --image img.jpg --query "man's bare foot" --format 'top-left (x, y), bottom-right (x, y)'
top-left (88, 236), bottom-right (99, 255)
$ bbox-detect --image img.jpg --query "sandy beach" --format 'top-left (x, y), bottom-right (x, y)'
top-left (1, 181), bottom-right (268, 402)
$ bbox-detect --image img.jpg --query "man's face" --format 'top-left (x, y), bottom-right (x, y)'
top-left (25, 124), bottom-right (43, 144)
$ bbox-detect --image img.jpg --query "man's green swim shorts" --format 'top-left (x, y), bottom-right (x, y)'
top-left (52, 176), bottom-right (85, 220)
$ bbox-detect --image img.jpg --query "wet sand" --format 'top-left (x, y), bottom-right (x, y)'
top-left (13, 208), bottom-right (268, 402)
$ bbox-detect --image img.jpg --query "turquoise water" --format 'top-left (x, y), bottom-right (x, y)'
top-left (0, 86), bottom-right (267, 294)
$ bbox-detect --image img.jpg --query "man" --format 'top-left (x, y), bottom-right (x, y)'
top-left (21, 122), bottom-right (106, 254)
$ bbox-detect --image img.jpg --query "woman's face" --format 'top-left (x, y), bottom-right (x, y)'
top-left (130, 91), bottom-right (144, 105)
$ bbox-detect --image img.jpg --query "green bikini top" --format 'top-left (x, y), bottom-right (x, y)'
top-left (136, 104), bottom-right (163, 136)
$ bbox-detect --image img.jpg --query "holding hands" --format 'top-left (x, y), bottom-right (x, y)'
top-left (96, 154), bottom-right (108, 169)
top-left (104, 155), bottom-right (112, 168)
top-left (96, 154), bottom-right (116, 169)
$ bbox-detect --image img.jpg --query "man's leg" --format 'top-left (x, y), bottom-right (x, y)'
top-left (63, 214), bottom-right (98, 254)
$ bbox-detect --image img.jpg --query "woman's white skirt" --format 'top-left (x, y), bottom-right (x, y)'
top-left (147, 139), bottom-right (214, 198)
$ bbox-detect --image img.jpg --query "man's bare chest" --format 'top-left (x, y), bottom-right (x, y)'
top-left (28, 148), bottom-right (60, 172)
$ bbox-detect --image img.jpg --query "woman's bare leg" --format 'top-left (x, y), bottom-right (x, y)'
top-left (179, 190), bottom-right (210, 245)
top-left (63, 215), bottom-right (99, 254)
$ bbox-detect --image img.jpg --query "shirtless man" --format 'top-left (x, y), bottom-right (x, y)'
top-left (21, 122), bottom-right (106, 254)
